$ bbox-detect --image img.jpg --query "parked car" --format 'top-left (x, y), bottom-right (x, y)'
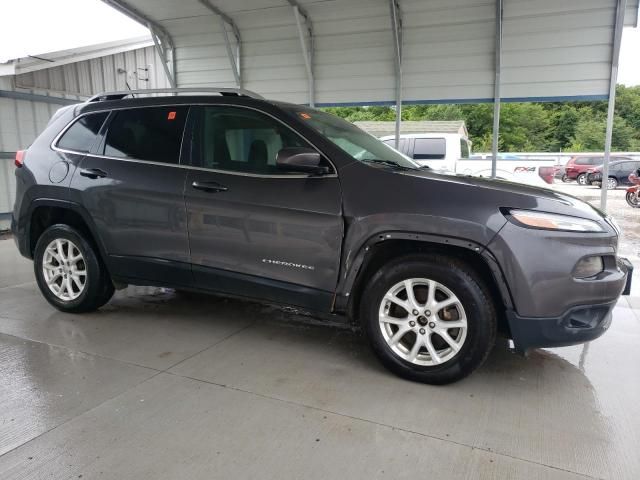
top-left (11, 88), bottom-right (632, 384)
top-left (565, 155), bottom-right (634, 185)
top-left (586, 159), bottom-right (640, 189)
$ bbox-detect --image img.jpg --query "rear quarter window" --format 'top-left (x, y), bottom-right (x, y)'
top-left (56, 112), bottom-right (109, 153)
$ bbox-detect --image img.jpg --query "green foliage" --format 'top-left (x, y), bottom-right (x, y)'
top-left (320, 85), bottom-right (640, 152)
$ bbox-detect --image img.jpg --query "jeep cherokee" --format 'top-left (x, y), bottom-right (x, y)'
top-left (11, 88), bottom-right (632, 384)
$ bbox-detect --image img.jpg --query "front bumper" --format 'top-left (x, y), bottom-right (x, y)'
top-left (507, 257), bottom-right (632, 353)
top-left (506, 302), bottom-right (615, 353)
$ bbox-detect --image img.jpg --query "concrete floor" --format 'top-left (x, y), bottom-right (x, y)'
top-left (1, 200), bottom-right (640, 478)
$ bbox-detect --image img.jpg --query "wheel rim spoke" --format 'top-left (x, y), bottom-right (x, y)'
top-left (426, 280), bottom-right (436, 306)
top-left (407, 336), bottom-right (423, 362)
top-left (435, 297), bottom-right (458, 312)
top-left (404, 280), bottom-right (420, 309)
top-left (437, 330), bottom-right (460, 353)
top-left (424, 333), bottom-right (442, 364)
top-left (384, 293), bottom-right (410, 313)
top-left (389, 325), bottom-right (411, 346)
top-left (380, 314), bottom-right (407, 326)
top-left (378, 277), bottom-right (468, 366)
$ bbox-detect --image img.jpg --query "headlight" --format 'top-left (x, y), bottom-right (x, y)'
top-left (507, 209), bottom-right (605, 232)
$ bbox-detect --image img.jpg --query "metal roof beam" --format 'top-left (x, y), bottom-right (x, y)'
top-left (290, 2), bottom-right (315, 107)
top-left (389, 0), bottom-right (403, 149)
top-left (490, 0), bottom-right (503, 179)
top-left (600, 0), bottom-right (628, 211)
top-left (150, 29), bottom-right (176, 88)
top-left (198, 0), bottom-right (242, 87)
top-left (101, 0), bottom-right (176, 87)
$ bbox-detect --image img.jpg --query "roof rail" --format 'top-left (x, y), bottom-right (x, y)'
top-left (87, 87), bottom-right (264, 103)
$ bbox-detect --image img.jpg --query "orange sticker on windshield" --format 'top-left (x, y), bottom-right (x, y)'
top-left (167, 111), bottom-right (176, 120)
top-left (300, 113), bottom-right (311, 119)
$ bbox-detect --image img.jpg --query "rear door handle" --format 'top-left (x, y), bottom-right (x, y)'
top-left (191, 180), bottom-right (228, 193)
top-left (79, 168), bottom-right (108, 179)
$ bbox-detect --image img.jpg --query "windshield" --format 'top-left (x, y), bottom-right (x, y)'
top-left (282, 106), bottom-right (420, 170)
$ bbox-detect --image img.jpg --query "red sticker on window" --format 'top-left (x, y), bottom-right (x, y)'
top-left (300, 113), bottom-right (311, 119)
top-left (167, 111), bottom-right (176, 120)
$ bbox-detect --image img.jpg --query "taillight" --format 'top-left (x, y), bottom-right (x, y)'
top-left (14, 150), bottom-right (25, 168)
top-left (538, 166), bottom-right (554, 184)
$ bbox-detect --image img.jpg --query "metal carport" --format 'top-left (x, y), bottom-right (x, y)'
top-left (102, 0), bottom-right (639, 209)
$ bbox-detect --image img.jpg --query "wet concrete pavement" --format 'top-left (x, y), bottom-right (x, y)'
top-left (1, 190), bottom-right (639, 479)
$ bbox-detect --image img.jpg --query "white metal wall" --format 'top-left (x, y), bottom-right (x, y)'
top-left (15, 46), bottom-right (170, 97)
top-left (0, 45), bottom-right (170, 228)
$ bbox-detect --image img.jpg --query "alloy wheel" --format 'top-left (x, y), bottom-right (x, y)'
top-left (42, 238), bottom-right (87, 301)
top-left (378, 278), bottom-right (468, 366)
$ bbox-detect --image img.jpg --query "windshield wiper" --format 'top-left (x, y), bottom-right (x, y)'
top-left (361, 159), bottom-right (415, 170)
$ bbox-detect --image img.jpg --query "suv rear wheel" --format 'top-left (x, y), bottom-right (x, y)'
top-left (577, 173), bottom-right (588, 185)
top-left (34, 224), bottom-right (114, 313)
top-left (360, 254), bottom-right (496, 384)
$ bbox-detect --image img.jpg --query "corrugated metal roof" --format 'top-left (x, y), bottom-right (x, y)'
top-left (354, 120), bottom-right (467, 137)
top-left (101, 0), bottom-right (639, 105)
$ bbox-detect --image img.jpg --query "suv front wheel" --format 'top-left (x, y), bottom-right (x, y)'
top-left (34, 224), bottom-right (114, 313)
top-left (360, 254), bottom-right (496, 384)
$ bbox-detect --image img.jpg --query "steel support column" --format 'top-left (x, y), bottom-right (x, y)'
top-left (491, 0), bottom-right (503, 178)
top-left (150, 28), bottom-right (176, 88)
top-left (290, 2), bottom-right (315, 107)
top-left (101, 0), bottom-right (177, 87)
top-left (198, 0), bottom-right (242, 87)
top-left (601, 0), bottom-right (628, 211)
top-left (389, 0), bottom-right (403, 150)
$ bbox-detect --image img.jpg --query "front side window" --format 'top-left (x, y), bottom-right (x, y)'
top-left (191, 106), bottom-right (317, 175)
top-left (57, 112), bottom-right (109, 153)
top-left (103, 106), bottom-right (188, 164)
top-left (413, 138), bottom-right (446, 160)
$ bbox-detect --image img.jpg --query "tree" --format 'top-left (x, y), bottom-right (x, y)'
top-left (319, 85), bottom-right (640, 152)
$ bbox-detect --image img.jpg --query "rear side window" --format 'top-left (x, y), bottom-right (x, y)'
top-left (57, 112), bottom-right (108, 153)
top-left (104, 106), bottom-right (188, 164)
top-left (413, 138), bottom-right (446, 160)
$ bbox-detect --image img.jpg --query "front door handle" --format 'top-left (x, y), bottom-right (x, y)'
top-left (192, 181), bottom-right (228, 193)
top-left (79, 168), bottom-right (108, 179)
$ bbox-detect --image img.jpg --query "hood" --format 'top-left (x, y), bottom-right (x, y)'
top-left (398, 168), bottom-right (607, 222)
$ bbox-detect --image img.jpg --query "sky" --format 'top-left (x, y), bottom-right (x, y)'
top-left (0, 0), bottom-right (639, 86)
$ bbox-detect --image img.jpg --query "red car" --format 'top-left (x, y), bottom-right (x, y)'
top-left (564, 155), bottom-right (634, 185)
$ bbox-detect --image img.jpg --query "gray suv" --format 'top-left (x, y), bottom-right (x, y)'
top-left (11, 88), bottom-right (632, 384)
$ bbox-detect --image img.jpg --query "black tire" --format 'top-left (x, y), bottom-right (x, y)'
top-left (577, 173), bottom-right (587, 185)
top-left (561, 174), bottom-right (570, 183)
top-left (360, 254), bottom-right (496, 384)
top-left (626, 190), bottom-right (640, 207)
top-left (34, 224), bottom-right (114, 313)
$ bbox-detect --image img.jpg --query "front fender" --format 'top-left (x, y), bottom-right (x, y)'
top-left (334, 228), bottom-right (514, 314)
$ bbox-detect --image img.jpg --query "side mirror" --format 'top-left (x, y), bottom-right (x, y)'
top-left (276, 147), bottom-right (329, 175)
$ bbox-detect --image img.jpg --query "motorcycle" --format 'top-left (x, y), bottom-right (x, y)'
top-left (626, 170), bottom-right (640, 208)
